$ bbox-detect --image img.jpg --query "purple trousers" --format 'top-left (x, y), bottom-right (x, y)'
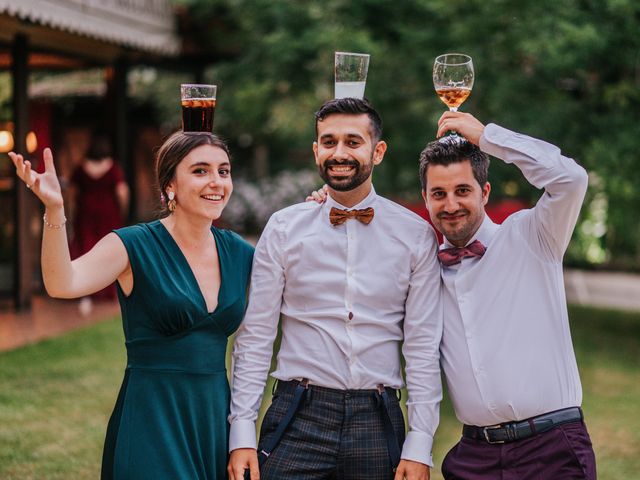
top-left (442, 420), bottom-right (596, 479)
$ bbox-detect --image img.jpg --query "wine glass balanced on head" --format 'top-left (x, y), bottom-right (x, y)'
top-left (433, 53), bottom-right (474, 113)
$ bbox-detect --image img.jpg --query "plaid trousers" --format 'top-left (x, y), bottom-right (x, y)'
top-left (258, 380), bottom-right (406, 480)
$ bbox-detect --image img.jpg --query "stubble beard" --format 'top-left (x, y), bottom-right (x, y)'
top-left (437, 209), bottom-right (483, 246)
top-left (318, 156), bottom-right (374, 192)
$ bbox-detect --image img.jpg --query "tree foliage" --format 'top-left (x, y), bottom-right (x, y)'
top-left (177, 0), bottom-right (640, 266)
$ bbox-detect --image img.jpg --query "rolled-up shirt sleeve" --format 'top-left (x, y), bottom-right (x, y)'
top-left (400, 225), bottom-right (443, 466)
top-left (228, 213), bottom-right (286, 451)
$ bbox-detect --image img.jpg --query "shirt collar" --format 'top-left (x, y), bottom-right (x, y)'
top-left (441, 213), bottom-right (498, 249)
top-left (325, 185), bottom-right (378, 210)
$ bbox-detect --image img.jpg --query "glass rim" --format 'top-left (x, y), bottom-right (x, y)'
top-left (335, 51), bottom-right (370, 58)
top-left (181, 83), bottom-right (217, 89)
top-left (434, 53), bottom-right (473, 66)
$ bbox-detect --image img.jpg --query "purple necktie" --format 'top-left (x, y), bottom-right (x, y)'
top-left (438, 239), bottom-right (486, 267)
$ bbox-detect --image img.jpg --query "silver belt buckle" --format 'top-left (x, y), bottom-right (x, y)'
top-left (483, 425), bottom-right (505, 444)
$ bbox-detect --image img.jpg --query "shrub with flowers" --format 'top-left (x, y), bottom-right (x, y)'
top-left (221, 169), bottom-right (320, 234)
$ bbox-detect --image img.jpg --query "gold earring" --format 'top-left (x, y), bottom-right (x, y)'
top-left (167, 191), bottom-right (177, 212)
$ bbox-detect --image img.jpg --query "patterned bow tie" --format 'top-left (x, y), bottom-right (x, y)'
top-left (329, 207), bottom-right (375, 226)
top-left (437, 239), bottom-right (486, 266)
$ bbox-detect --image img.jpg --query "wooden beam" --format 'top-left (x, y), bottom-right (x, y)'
top-left (11, 33), bottom-right (34, 310)
top-left (0, 52), bottom-right (91, 70)
top-left (113, 57), bottom-right (134, 223)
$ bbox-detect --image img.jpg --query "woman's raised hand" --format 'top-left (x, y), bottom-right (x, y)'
top-left (9, 148), bottom-right (64, 208)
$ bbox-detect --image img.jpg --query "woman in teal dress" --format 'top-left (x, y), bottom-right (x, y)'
top-left (10, 132), bottom-right (253, 479)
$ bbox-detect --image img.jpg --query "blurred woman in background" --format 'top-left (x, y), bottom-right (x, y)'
top-left (69, 132), bottom-right (129, 313)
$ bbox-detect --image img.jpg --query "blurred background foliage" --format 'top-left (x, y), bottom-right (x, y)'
top-left (4, 0), bottom-right (636, 269)
top-left (167, 0), bottom-right (640, 269)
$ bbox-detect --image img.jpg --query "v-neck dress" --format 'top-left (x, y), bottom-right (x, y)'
top-left (101, 220), bottom-right (254, 480)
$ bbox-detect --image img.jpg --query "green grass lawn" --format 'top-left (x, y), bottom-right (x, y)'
top-left (1, 305), bottom-right (639, 479)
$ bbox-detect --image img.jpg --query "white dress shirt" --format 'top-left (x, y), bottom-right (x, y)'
top-left (229, 187), bottom-right (443, 466)
top-left (440, 123), bottom-right (589, 427)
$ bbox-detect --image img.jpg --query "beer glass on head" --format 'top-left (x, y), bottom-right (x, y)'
top-left (334, 52), bottom-right (370, 99)
top-left (181, 84), bottom-right (217, 133)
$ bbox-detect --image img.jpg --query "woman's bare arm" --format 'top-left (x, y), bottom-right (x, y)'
top-left (11, 149), bottom-right (130, 298)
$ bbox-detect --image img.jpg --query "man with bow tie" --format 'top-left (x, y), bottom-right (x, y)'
top-left (228, 97), bottom-right (442, 480)
top-left (420, 111), bottom-right (596, 479)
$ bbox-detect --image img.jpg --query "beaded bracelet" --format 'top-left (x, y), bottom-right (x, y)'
top-left (43, 213), bottom-right (67, 229)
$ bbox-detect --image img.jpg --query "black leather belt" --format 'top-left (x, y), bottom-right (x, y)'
top-left (463, 407), bottom-right (583, 444)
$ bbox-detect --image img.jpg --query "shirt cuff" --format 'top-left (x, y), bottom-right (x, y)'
top-left (479, 123), bottom-right (515, 163)
top-left (228, 419), bottom-right (257, 452)
top-left (401, 431), bottom-right (434, 467)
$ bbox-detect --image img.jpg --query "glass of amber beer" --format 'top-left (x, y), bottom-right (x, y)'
top-left (181, 84), bottom-right (217, 133)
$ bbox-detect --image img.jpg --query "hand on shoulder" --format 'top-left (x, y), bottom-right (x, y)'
top-left (305, 184), bottom-right (328, 204)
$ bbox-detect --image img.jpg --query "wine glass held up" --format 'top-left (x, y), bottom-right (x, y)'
top-left (433, 53), bottom-right (474, 113)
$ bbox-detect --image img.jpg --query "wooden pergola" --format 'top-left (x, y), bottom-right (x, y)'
top-left (0, 0), bottom-right (180, 310)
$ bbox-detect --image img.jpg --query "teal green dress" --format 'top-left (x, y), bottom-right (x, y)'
top-left (101, 220), bottom-right (254, 480)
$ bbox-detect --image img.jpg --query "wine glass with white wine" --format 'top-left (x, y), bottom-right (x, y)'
top-left (433, 53), bottom-right (474, 132)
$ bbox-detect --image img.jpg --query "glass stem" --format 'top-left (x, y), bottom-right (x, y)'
top-left (447, 107), bottom-right (458, 135)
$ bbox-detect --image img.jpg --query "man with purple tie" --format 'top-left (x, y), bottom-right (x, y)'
top-left (419, 111), bottom-right (596, 479)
